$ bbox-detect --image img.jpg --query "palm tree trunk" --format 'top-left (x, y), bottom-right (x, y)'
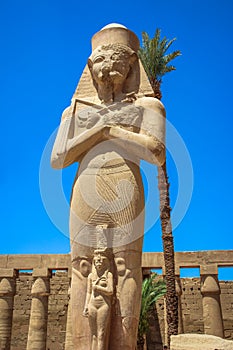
top-left (158, 161), bottom-right (178, 348)
top-left (137, 334), bottom-right (145, 350)
top-left (151, 79), bottom-right (162, 100)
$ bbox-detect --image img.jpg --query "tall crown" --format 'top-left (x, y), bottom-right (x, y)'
top-left (91, 23), bottom-right (140, 52)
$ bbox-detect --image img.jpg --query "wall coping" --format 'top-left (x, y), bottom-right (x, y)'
top-left (0, 250), bottom-right (232, 271)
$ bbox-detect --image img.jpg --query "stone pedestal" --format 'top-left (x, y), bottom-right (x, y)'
top-left (26, 269), bottom-right (50, 350)
top-left (0, 269), bottom-right (16, 350)
top-left (171, 334), bottom-right (233, 350)
top-left (200, 264), bottom-right (224, 338)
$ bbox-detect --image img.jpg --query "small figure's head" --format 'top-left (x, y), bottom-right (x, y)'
top-left (93, 249), bottom-right (110, 272)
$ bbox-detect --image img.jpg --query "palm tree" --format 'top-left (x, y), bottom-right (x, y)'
top-left (138, 29), bottom-right (181, 348)
top-left (139, 30), bottom-right (181, 99)
top-left (137, 274), bottom-right (166, 350)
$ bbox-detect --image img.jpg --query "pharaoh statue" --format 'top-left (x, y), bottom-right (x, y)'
top-left (51, 23), bottom-right (165, 350)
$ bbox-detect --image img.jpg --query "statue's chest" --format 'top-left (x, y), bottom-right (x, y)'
top-left (74, 103), bottom-right (143, 136)
top-left (93, 276), bottom-right (108, 288)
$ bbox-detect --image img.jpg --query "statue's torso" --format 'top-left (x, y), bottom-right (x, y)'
top-left (74, 102), bottom-right (143, 171)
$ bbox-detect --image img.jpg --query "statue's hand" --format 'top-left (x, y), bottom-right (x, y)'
top-left (92, 284), bottom-right (99, 292)
top-left (86, 112), bottom-right (101, 129)
top-left (82, 307), bottom-right (89, 317)
top-left (102, 125), bottom-right (130, 140)
top-left (107, 126), bottom-right (128, 139)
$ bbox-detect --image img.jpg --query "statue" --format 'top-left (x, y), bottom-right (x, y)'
top-left (83, 249), bottom-right (113, 350)
top-left (51, 23), bottom-right (165, 350)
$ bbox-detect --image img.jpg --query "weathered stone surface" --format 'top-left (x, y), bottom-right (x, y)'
top-left (32, 268), bottom-right (51, 278)
top-left (0, 268), bottom-right (17, 278)
top-left (83, 249), bottom-right (113, 349)
top-left (201, 274), bottom-right (224, 337)
top-left (51, 22), bottom-right (166, 350)
top-left (1, 251), bottom-right (233, 270)
top-left (142, 251), bottom-right (233, 269)
top-left (46, 271), bottom-right (69, 350)
top-left (0, 253), bottom-right (232, 348)
top-left (180, 278), bottom-right (204, 335)
top-left (0, 277), bottom-right (15, 350)
top-left (171, 333), bottom-right (233, 350)
top-left (10, 271), bottom-right (69, 350)
top-left (0, 254), bottom-right (71, 270)
top-left (64, 286), bottom-right (74, 350)
top-left (26, 277), bottom-right (50, 349)
top-left (11, 274), bottom-right (33, 350)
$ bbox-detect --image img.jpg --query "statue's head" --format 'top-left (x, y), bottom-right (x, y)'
top-left (88, 24), bottom-right (140, 102)
top-left (88, 43), bottom-right (136, 87)
top-left (93, 248), bottom-right (111, 271)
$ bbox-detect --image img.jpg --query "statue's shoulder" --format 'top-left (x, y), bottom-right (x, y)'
top-left (135, 97), bottom-right (166, 118)
top-left (61, 106), bottom-right (71, 121)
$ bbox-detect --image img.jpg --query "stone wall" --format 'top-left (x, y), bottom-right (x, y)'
top-left (0, 251), bottom-right (232, 349)
top-left (179, 279), bottom-right (233, 340)
top-left (220, 280), bottom-right (233, 340)
top-left (146, 278), bottom-right (233, 349)
top-left (8, 271), bottom-right (69, 350)
top-left (46, 271), bottom-right (70, 350)
top-left (180, 278), bottom-right (204, 335)
top-left (11, 274), bottom-right (33, 350)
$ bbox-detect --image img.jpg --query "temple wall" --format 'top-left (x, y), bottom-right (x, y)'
top-left (0, 251), bottom-right (232, 349)
top-left (9, 271), bottom-right (69, 350)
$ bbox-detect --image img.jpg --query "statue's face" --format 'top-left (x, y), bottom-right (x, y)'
top-left (89, 44), bottom-right (134, 86)
top-left (94, 254), bottom-right (108, 270)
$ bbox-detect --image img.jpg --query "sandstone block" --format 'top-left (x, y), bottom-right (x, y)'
top-left (171, 334), bottom-right (233, 350)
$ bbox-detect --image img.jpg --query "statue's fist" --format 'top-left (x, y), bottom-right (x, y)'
top-left (86, 113), bottom-right (101, 129)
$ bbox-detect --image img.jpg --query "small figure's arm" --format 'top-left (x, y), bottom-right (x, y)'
top-left (92, 272), bottom-right (114, 296)
top-left (83, 273), bottom-right (92, 317)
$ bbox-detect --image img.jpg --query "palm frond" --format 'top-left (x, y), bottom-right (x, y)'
top-left (138, 274), bottom-right (166, 338)
top-left (163, 50), bottom-right (181, 64)
top-left (138, 29), bottom-right (181, 95)
top-left (164, 37), bottom-right (177, 53)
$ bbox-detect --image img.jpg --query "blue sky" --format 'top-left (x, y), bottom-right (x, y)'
top-left (1, 1), bottom-right (233, 278)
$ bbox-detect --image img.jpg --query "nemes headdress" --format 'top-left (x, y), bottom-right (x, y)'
top-left (72, 23), bottom-right (153, 109)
